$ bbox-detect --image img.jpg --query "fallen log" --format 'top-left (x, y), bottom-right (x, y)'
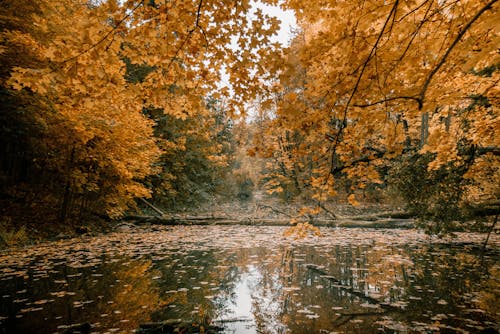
top-left (121, 215), bottom-right (414, 228)
top-left (123, 215), bottom-right (296, 226)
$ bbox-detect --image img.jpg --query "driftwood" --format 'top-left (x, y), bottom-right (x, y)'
top-left (138, 319), bottom-right (223, 334)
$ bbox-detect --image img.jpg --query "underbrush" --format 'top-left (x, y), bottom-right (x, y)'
top-left (0, 218), bottom-right (29, 248)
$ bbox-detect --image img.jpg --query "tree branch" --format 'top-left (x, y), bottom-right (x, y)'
top-left (61, 1), bottom-right (143, 64)
top-left (417, 0), bottom-right (498, 109)
top-left (353, 95), bottom-right (422, 108)
top-left (166, 0), bottom-right (207, 72)
top-left (328, 0), bottom-right (400, 174)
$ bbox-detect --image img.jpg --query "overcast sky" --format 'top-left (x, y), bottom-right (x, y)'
top-left (254, 2), bottom-right (297, 46)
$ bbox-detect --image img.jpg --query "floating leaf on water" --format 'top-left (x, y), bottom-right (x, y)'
top-left (360, 303), bottom-right (381, 309)
top-left (20, 307), bottom-right (43, 313)
top-left (297, 309), bottom-right (313, 314)
top-left (13, 298), bottom-right (28, 303)
top-left (431, 314), bottom-right (448, 321)
top-left (33, 299), bottom-right (53, 305)
top-left (465, 308), bottom-right (486, 314)
top-left (67, 273), bottom-right (82, 278)
top-left (305, 313), bottom-right (320, 319)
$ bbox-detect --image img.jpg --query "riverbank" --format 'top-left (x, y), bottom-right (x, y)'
top-left (1, 197), bottom-right (496, 249)
top-left (0, 200), bottom-right (413, 249)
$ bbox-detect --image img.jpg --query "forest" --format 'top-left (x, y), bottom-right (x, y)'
top-left (0, 1), bottom-right (499, 333)
top-left (1, 0), bottom-right (498, 242)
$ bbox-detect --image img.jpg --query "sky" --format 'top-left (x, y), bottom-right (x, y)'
top-left (254, 1), bottom-right (297, 46)
top-left (217, 1), bottom-right (298, 108)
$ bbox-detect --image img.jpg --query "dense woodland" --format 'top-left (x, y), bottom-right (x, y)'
top-left (0, 0), bottom-right (499, 241)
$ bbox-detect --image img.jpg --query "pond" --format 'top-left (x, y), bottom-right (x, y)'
top-left (0, 226), bottom-right (498, 333)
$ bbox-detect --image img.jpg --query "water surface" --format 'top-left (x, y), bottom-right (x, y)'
top-left (0, 226), bottom-right (498, 333)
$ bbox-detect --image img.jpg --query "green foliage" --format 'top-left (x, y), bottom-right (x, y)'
top-left (470, 63), bottom-right (499, 77)
top-left (234, 171), bottom-right (254, 200)
top-left (0, 219), bottom-right (29, 248)
top-left (387, 153), bottom-right (471, 236)
top-left (123, 58), bottom-right (155, 84)
top-left (144, 99), bottom-right (235, 209)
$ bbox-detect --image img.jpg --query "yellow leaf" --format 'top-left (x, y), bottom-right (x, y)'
top-left (348, 194), bottom-right (360, 207)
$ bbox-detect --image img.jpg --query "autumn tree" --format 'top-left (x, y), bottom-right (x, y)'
top-left (144, 98), bottom-right (235, 209)
top-left (1, 0), bottom-right (282, 223)
top-left (253, 30), bottom-right (341, 204)
top-left (259, 0), bottom-right (499, 233)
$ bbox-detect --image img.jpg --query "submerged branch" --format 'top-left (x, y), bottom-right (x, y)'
top-left (307, 264), bottom-right (402, 312)
top-left (417, 0), bottom-right (499, 108)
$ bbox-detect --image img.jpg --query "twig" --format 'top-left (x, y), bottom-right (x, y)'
top-left (256, 204), bottom-right (293, 218)
top-left (138, 197), bottom-right (165, 217)
top-left (417, 0), bottom-right (499, 108)
top-left (165, 0), bottom-right (207, 72)
top-left (327, 0), bottom-right (401, 175)
top-left (313, 200), bottom-right (337, 219)
top-left (482, 213), bottom-right (498, 253)
top-left (353, 95), bottom-right (421, 108)
top-left (61, 1), bottom-right (143, 64)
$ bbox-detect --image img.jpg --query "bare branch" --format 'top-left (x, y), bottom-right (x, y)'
top-left (353, 95), bottom-right (422, 108)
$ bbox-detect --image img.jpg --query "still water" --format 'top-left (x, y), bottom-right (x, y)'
top-left (0, 226), bottom-right (498, 333)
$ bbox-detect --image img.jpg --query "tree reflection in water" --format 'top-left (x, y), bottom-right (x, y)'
top-left (0, 226), bottom-right (498, 333)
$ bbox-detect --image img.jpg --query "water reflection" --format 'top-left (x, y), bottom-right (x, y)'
top-left (0, 227), bottom-right (498, 333)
